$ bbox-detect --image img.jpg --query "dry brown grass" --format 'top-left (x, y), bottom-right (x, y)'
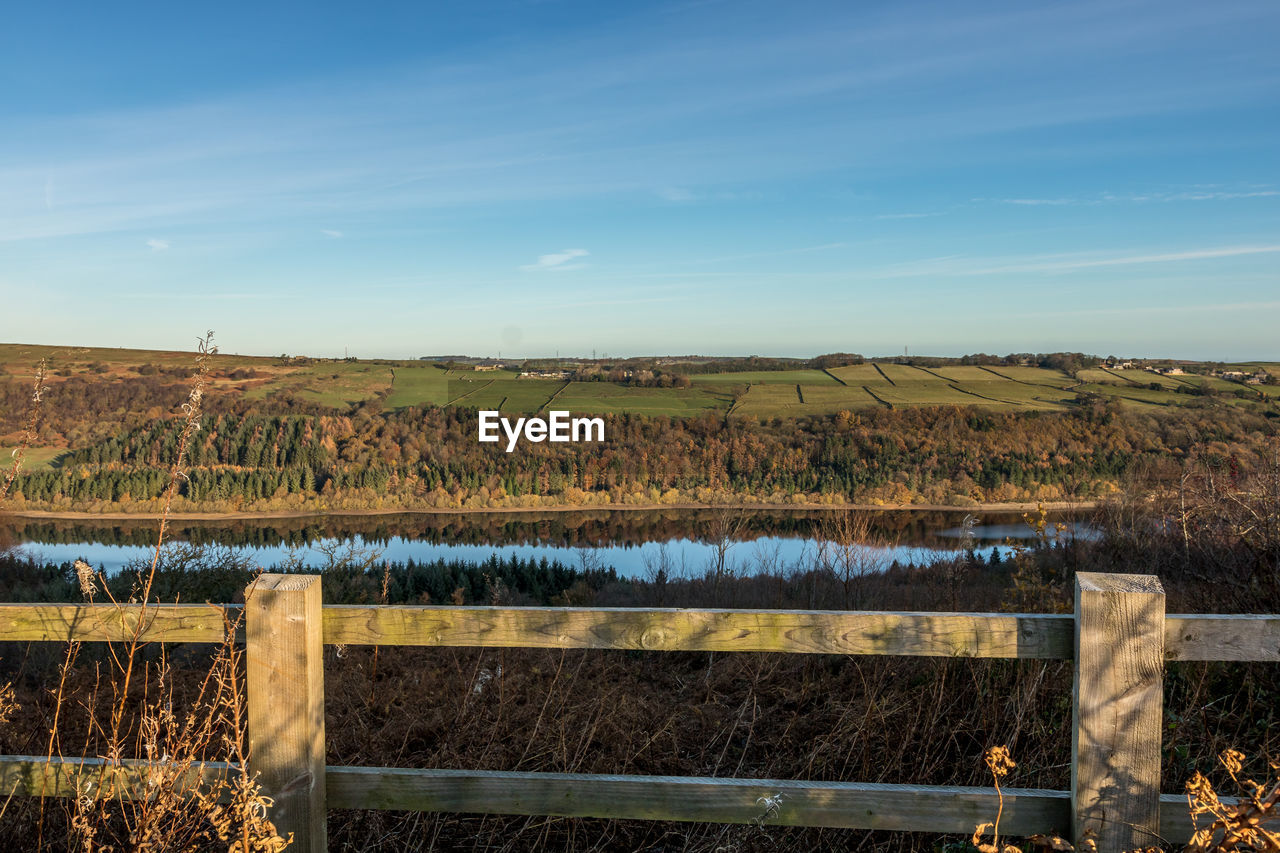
top-left (1185, 750), bottom-right (1280, 852)
top-left (310, 639), bottom-right (1074, 851)
top-left (970, 745), bottom-right (1020, 853)
top-left (967, 747), bottom-right (1280, 853)
top-left (0, 357), bottom-right (47, 502)
top-left (0, 682), bottom-right (15, 728)
top-left (2, 335), bottom-right (294, 852)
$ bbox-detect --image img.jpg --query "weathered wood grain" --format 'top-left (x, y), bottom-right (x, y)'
top-left (323, 606), bottom-right (1075, 658)
top-left (0, 756), bottom-right (1231, 843)
top-left (1072, 572), bottom-right (1165, 850)
top-left (246, 574), bottom-right (326, 852)
top-left (4, 599), bottom-right (1277, 664)
top-left (0, 603), bottom-right (233, 643)
top-left (1165, 615), bottom-right (1280, 661)
top-left (325, 767), bottom-right (1072, 834)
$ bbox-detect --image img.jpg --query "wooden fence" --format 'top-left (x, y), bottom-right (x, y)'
top-left (2, 571), bottom-right (1278, 852)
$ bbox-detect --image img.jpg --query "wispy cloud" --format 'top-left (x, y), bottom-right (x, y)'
top-left (971, 245), bottom-right (1280, 274)
top-left (538, 294), bottom-right (685, 310)
top-left (655, 187), bottom-right (762, 204)
top-left (522, 248), bottom-right (589, 272)
top-left (874, 211), bottom-right (944, 220)
top-left (981, 188), bottom-right (1278, 207)
top-left (146, 238), bottom-right (169, 251)
top-left (685, 242), bottom-right (850, 266)
top-left (997, 198), bottom-right (1078, 206)
top-left (1001, 299), bottom-right (1280, 321)
top-left (658, 187), bottom-right (695, 202)
top-left (0, 2), bottom-right (1272, 245)
top-left (868, 244), bottom-right (1280, 279)
top-left (3, 0), bottom-right (1277, 358)
top-left (1119, 189), bottom-right (1279, 202)
top-left (117, 291), bottom-right (286, 300)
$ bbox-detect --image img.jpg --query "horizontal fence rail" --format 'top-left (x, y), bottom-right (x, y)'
top-left (323, 606), bottom-right (1077, 657)
top-left (0, 602), bottom-right (235, 644)
top-left (1, 573), bottom-right (1274, 852)
top-left (0, 756), bottom-right (1221, 843)
top-left (4, 604), bottom-right (1278, 661)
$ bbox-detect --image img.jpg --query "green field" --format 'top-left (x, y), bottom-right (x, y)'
top-left (976, 365), bottom-right (1078, 387)
top-left (1076, 367), bottom-right (1267, 400)
top-left (555, 384), bottom-right (728, 416)
top-left (1194, 375), bottom-right (1254, 393)
top-left (730, 365), bottom-right (1067, 417)
top-left (2, 344), bottom-right (1276, 424)
top-left (7, 342), bottom-right (1273, 484)
top-left (690, 369), bottom-right (837, 385)
top-left (0, 446), bottom-right (68, 471)
top-left (787, 384), bottom-right (885, 414)
top-left (734, 384), bottom-right (808, 417)
top-left (825, 364), bottom-right (889, 385)
top-left (1076, 382), bottom-right (1184, 407)
top-left (1078, 368), bottom-right (1194, 390)
top-left (384, 365), bottom-right (452, 408)
top-left (285, 362), bottom-right (397, 408)
top-left (452, 378), bottom-right (562, 412)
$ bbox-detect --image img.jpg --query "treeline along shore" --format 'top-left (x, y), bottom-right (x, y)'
top-left (2, 344), bottom-right (1277, 515)
top-left (3, 402), bottom-right (1276, 514)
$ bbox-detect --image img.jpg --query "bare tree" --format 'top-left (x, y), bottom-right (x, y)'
top-left (705, 509), bottom-right (749, 607)
top-left (642, 542), bottom-right (675, 606)
top-left (814, 510), bottom-right (893, 609)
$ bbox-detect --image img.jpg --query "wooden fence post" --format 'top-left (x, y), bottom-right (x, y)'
top-left (245, 574), bottom-right (327, 851)
top-left (1072, 572), bottom-right (1164, 851)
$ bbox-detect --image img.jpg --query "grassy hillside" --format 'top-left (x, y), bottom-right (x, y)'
top-left (2, 344), bottom-right (1277, 470)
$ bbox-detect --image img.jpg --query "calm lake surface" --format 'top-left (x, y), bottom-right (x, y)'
top-left (6, 508), bottom-right (1097, 577)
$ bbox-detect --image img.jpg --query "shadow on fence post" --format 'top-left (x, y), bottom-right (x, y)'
top-left (246, 573), bottom-right (327, 851)
top-left (1072, 572), bottom-right (1165, 851)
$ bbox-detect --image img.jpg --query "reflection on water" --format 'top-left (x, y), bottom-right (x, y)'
top-left (6, 508), bottom-right (1095, 577)
top-left (937, 522), bottom-right (1099, 541)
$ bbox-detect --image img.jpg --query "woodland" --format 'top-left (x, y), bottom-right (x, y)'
top-left (2, 362), bottom-right (1276, 513)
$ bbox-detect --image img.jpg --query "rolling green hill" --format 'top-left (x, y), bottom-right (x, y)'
top-left (2, 344), bottom-right (1276, 469)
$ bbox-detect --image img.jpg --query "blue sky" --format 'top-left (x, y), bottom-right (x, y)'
top-left (2, 0), bottom-right (1277, 360)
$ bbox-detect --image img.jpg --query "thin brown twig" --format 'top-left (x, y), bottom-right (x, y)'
top-left (0, 358), bottom-right (48, 502)
top-left (107, 332), bottom-right (216, 749)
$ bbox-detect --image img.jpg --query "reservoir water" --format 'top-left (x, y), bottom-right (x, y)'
top-left (5, 508), bottom-right (1096, 578)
